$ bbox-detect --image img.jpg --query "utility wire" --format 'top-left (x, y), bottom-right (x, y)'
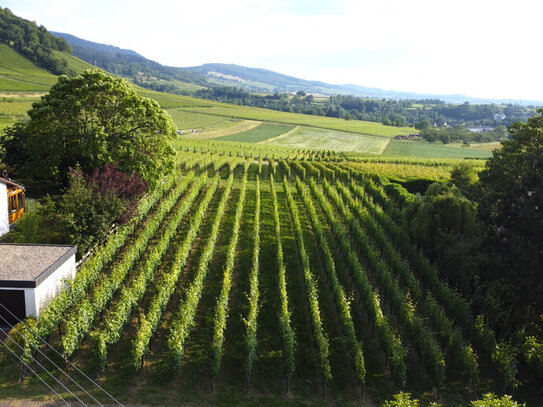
top-left (0, 311), bottom-right (102, 406)
top-left (0, 301), bottom-right (123, 406)
top-left (0, 325), bottom-right (88, 406)
top-left (0, 340), bottom-right (71, 407)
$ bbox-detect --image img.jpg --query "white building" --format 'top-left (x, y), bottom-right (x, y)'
top-left (0, 244), bottom-right (77, 326)
top-left (0, 177), bottom-right (25, 237)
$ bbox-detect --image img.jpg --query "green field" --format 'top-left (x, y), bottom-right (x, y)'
top-left (264, 126), bottom-right (391, 153)
top-left (383, 139), bottom-right (493, 159)
top-left (181, 105), bottom-right (413, 137)
top-left (215, 122), bottom-right (294, 143)
top-left (168, 109), bottom-right (234, 130)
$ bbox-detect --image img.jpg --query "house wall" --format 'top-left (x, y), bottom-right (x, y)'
top-left (0, 254), bottom-right (76, 320)
top-left (32, 254), bottom-right (76, 317)
top-left (0, 184), bottom-right (8, 236)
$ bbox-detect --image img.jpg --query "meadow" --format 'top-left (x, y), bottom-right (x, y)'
top-left (263, 126), bottom-right (391, 153)
top-left (215, 122), bottom-right (294, 143)
top-left (383, 139), bottom-right (493, 159)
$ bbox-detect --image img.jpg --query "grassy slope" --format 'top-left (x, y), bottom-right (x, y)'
top-left (383, 139), bottom-right (492, 159)
top-left (181, 105), bottom-right (413, 137)
top-left (264, 126), bottom-right (391, 153)
top-left (215, 122), bottom-right (294, 143)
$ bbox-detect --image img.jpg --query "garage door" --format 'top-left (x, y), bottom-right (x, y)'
top-left (0, 289), bottom-right (26, 326)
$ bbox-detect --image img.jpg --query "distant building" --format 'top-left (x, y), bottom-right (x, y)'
top-left (0, 244), bottom-right (77, 326)
top-left (494, 114), bottom-right (506, 121)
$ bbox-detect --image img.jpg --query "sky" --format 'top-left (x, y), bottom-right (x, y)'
top-left (3, 0), bottom-right (543, 101)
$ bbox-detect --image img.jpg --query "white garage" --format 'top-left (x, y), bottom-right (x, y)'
top-left (0, 244), bottom-right (77, 326)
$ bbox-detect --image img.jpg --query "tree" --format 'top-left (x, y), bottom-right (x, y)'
top-left (478, 108), bottom-right (543, 319)
top-left (1, 69), bottom-right (176, 187)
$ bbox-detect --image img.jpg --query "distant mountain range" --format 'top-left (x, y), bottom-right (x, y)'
top-left (53, 32), bottom-right (542, 106)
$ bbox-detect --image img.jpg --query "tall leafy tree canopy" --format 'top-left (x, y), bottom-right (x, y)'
top-left (478, 109), bottom-right (543, 308)
top-left (2, 69), bottom-right (177, 188)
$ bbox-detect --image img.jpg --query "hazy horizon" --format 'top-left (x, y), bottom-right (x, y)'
top-left (3, 0), bottom-right (543, 102)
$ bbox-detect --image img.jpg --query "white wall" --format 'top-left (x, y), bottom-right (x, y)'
top-left (0, 183), bottom-right (8, 236)
top-left (32, 254), bottom-right (77, 317)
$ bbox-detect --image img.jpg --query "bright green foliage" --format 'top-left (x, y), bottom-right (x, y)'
top-left (212, 168), bottom-right (248, 377)
top-left (2, 69), bottom-right (176, 187)
top-left (61, 173), bottom-right (196, 356)
top-left (91, 173), bottom-right (206, 371)
top-left (283, 177), bottom-right (331, 382)
top-left (383, 392), bottom-right (424, 407)
top-left (168, 173), bottom-right (234, 375)
top-left (269, 173), bottom-right (296, 385)
top-left (32, 172), bottom-right (178, 343)
top-left (471, 393), bottom-right (525, 407)
top-left (245, 175), bottom-right (261, 387)
top-left (296, 178), bottom-right (366, 384)
top-left (132, 175), bottom-right (220, 370)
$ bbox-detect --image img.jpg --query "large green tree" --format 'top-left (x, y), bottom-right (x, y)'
top-left (2, 69), bottom-right (176, 187)
top-left (478, 108), bottom-right (543, 318)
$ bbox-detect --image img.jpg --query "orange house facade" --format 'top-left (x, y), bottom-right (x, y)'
top-left (0, 177), bottom-right (25, 237)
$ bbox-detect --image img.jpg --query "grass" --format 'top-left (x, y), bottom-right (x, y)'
top-left (383, 139), bottom-right (493, 159)
top-left (168, 109), bottom-right (234, 130)
top-left (264, 126), bottom-right (391, 153)
top-left (215, 123), bottom-right (294, 143)
top-left (51, 50), bottom-right (96, 74)
top-left (0, 44), bottom-right (58, 90)
top-left (181, 105), bottom-right (413, 137)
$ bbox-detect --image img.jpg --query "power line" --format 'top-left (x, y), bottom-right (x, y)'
top-left (0, 324), bottom-right (88, 406)
top-left (0, 302), bottom-right (123, 406)
top-left (0, 340), bottom-right (71, 407)
top-left (0, 311), bottom-right (103, 407)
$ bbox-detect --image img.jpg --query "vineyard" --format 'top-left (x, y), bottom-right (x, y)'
top-left (2, 141), bottom-right (540, 407)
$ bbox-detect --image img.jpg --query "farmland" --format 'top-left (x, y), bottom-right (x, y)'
top-left (215, 122), bottom-right (294, 143)
top-left (383, 139), bottom-right (492, 159)
top-left (2, 141), bottom-right (535, 406)
top-left (180, 105), bottom-right (413, 137)
top-left (263, 126), bottom-right (391, 153)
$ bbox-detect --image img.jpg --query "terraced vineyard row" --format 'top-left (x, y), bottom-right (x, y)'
top-left (20, 157), bottom-right (526, 402)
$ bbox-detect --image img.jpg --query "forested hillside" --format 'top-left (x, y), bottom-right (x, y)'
top-left (53, 32), bottom-right (209, 89)
top-left (0, 7), bottom-right (72, 75)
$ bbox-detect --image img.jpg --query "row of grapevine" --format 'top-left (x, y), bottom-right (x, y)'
top-left (60, 173), bottom-right (198, 357)
top-left (131, 175), bottom-right (221, 370)
top-left (245, 175), bottom-right (261, 388)
top-left (334, 180), bottom-right (479, 384)
top-left (211, 168), bottom-right (248, 377)
top-left (167, 173), bottom-right (235, 375)
top-left (320, 178), bottom-right (446, 387)
top-left (295, 178), bottom-right (366, 385)
top-left (90, 173), bottom-right (208, 371)
top-left (35, 170), bottom-right (181, 340)
top-left (345, 175), bottom-right (521, 390)
top-left (299, 161), bottom-right (320, 179)
top-left (269, 173), bottom-right (296, 389)
top-left (282, 177), bottom-right (331, 384)
top-left (310, 161), bottom-right (335, 180)
top-left (306, 178), bottom-right (407, 386)
top-left (289, 161), bottom-right (306, 179)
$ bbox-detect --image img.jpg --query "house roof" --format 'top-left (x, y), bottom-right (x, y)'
top-left (0, 178), bottom-right (25, 191)
top-left (0, 244), bottom-right (77, 288)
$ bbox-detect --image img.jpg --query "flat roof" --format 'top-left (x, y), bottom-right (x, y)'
top-left (0, 244), bottom-right (77, 288)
